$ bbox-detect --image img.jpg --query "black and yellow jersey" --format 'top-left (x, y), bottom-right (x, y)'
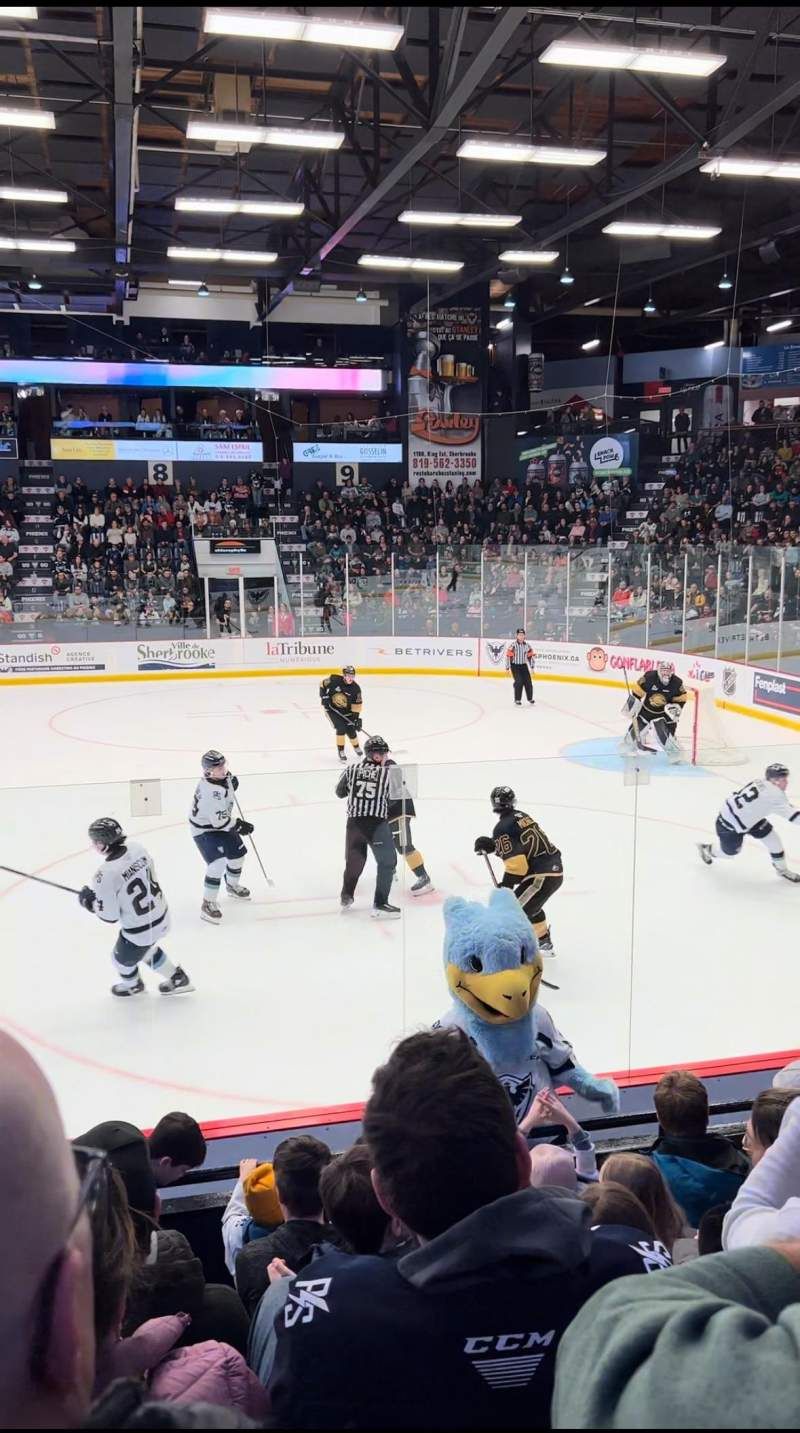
top-left (492, 809), bottom-right (561, 878)
top-left (631, 669), bottom-right (688, 721)
top-left (320, 673), bottom-right (362, 718)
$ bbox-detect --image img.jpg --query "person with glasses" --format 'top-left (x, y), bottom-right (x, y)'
top-left (0, 1028), bottom-right (97, 1427)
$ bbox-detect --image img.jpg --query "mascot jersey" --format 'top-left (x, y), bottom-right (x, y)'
top-left (435, 1003), bottom-right (576, 1123)
top-left (437, 887), bottom-right (619, 1125)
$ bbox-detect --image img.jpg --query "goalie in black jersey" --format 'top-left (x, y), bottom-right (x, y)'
top-left (620, 659), bottom-right (689, 763)
top-left (474, 787), bottom-right (563, 953)
top-left (320, 665), bottom-right (363, 762)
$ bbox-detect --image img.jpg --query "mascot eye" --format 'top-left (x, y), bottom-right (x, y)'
top-left (521, 947), bottom-right (532, 965)
top-left (468, 955), bottom-right (483, 973)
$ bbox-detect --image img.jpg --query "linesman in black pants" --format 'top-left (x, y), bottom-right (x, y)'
top-left (505, 629), bottom-right (535, 706)
top-left (336, 734), bottom-right (400, 919)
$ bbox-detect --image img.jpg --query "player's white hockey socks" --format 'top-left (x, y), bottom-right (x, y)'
top-left (144, 946), bottom-right (177, 980)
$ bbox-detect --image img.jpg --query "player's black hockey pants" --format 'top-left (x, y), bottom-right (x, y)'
top-left (508, 866), bottom-right (563, 939)
top-left (342, 816), bottom-right (397, 905)
top-left (510, 663), bottom-right (534, 703)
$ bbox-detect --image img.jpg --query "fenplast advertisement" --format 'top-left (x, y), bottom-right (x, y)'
top-left (406, 297), bottom-right (485, 486)
top-left (752, 670), bottom-right (800, 716)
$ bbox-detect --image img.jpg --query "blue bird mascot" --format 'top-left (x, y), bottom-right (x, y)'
top-left (437, 888), bottom-right (619, 1124)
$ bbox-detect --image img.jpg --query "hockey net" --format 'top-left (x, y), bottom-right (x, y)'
top-left (688, 683), bottom-right (747, 766)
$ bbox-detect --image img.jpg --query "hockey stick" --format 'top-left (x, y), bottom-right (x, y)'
top-left (361, 728), bottom-right (409, 756)
top-left (0, 864), bottom-right (81, 896)
top-left (480, 854), bottom-right (559, 991)
top-left (231, 789), bottom-right (275, 888)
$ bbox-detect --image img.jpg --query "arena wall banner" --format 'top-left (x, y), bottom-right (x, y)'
top-left (405, 292), bottom-right (486, 487)
top-left (514, 430), bottom-right (639, 489)
top-left (0, 641), bottom-right (109, 676)
top-left (752, 669), bottom-right (800, 716)
top-left (50, 437), bottom-right (264, 463)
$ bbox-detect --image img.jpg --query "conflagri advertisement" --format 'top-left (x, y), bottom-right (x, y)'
top-left (405, 291), bottom-right (486, 487)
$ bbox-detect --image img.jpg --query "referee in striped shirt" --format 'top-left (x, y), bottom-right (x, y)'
top-left (336, 733), bottom-right (400, 918)
top-left (506, 629), bottom-right (535, 706)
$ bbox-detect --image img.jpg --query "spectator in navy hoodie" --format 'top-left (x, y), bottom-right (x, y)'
top-left (268, 1029), bottom-right (647, 1429)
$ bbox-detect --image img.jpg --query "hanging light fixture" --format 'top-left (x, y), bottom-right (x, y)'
top-left (27, 273), bottom-right (41, 289)
top-left (196, 281), bottom-right (209, 297)
top-left (718, 269), bottom-right (733, 290)
top-left (355, 287), bottom-right (368, 303)
top-left (503, 294), bottom-right (516, 310)
top-left (643, 289), bottom-right (657, 315)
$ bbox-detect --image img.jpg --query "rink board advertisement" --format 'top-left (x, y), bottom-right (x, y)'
top-left (405, 295), bottom-right (486, 487)
top-left (50, 438), bottom-right (264, 463)
top-left (2, 634), bottom-right (798, 731)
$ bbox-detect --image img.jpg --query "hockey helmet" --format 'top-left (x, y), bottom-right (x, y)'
top-left (490, 785), bottom-right (516, 813)
top-left (364, 734), bottom-right (389, 758)
top-left (88, 816), bottom-right (126, 851)
top-left (766, 762), bottom-right (791, 783)
top-left (342, 664), bottom-right (356, 680)
top-left (201, 749), bottom-right (226, 773)
top-left (656, 659), bottom-right (675, 682)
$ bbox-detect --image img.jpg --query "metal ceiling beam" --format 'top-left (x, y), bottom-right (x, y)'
top-left (425, 61), bottom-right (800, 313)
top-left (430, 6), bottom-right (469, 118)
top-left (111, 7), bottom-right (136, 311)
top-left (266, 6), bottom-right (529, 313)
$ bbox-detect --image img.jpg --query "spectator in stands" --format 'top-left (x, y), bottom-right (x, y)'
top-left (0, 1029), bottom-right (96, 1428)
top-left (147, 1111), bottom-right (207, 1187)
top-left (600, 1152), bottom-right (687, 1252)
top-left (552, 1238), bottom-right (800, 1426)
top-left (649, 1069), bottom-right (748, 1224)
top-left (222, 1158), bottom-right (284, 1275)
top-left (90, 1165), bottom-right (269, 1422)
top-left (248, 1143), bottom-right (397, 1387)
top-left (520, 1087), bottom-right (599, 1185)
top-left (582, 1181), bottom-right (673, 1270)
top-left (235, 1135), bottom-right (343, 1317)
top-left (673, 406), bottom-right (691, 453)
top-left (723, 1092), bottom-right (800, 1249)
top-left (268, 1029), bottom-right (648, 1429)
top-left (75, 1120), bottom-right (250, 1355)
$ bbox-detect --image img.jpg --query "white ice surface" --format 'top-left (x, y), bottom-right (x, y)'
top-left (1, 672), bottom-right (798, 1134)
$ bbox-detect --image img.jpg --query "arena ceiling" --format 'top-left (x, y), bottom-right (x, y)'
top-left (1, 6), bottom-right (800, 343)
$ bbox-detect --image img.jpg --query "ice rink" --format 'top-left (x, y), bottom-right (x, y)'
top-left (2, 669), bottom-right (800, 1136)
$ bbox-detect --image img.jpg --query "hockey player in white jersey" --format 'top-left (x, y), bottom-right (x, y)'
top-left (190, 749), bottom-right (253, 923)
top-left (78, 817), bottom-right (194, 997)
top-left (698, 763), bottom-right (800, 881)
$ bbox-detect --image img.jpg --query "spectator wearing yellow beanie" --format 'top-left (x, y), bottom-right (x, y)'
top-left (222, 1158), bottom-right (283, 1276)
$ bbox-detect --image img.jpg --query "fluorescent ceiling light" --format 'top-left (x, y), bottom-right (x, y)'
top-left (766, 318), bottom-right (793, 332)
top-left (583, 296), bottom-right (601, 306)
top-left (496, 317), bottom-right (513, 331)
top-left (0, 105), bottom-right (54, 130)
top-left (582, 338), bottom-right (601, 351)
top-left (0, 235), bottom-right (74, 252)
top-left (704, 339), bottom-right (726, 349)
top-left (398, 209), bottom-right (521, 229)
top-left (539, 38), bottom-right (725, 78)
top-left (204, 10), bottom-right (403, 50)
top-left (603, 221), bottom-right (721, 239)
top-left (167, 246), bottom-right (277, 263)
top-left (357, 254), bottom-right (463, 273)
top-left (0, 8), bottom-right (38, 18)
top-left (175, 196), bottom-right (304, 217)
top-left (167, 278), bottom-right (203, 288)
top-left (186, 119), bottom-right (343, 150)
top-left (699, 156), bottom-right (800, 178)
top-left (0, 185), bottom-right (66, 203)
top-left (457, 138), bottom-right (605, 166)
top-left (498, 248), bottom-right (559, 264)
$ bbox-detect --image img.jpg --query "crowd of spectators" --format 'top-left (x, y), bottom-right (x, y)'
top-left (6, 1021), bottom-right (800, 1429)
top-left (56, 399), bottom-right (258, 441)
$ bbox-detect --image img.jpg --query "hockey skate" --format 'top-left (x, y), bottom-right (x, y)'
top-left (201, 898), bottom-right (222, 923)
top-left (411, 874), bottom-right (434, 895)
top-left (225, 879), bottom-right (251, 899)
top-left (774, 862), bottom-right (800, 883)
top-left (538, 931), bottom-right (555, 955)
top-left (159, 966), bottom-right (195, 995)
top-left (697, 843), bottom-right (714, 865)
top-left (111, 976), bottom-right (145, 997)
top-left (337, 749), bottom-right (347, 762)
top-left (340, 894), bottom-right (354, 911)
top-left (371, 902), bottom-right (401, 919)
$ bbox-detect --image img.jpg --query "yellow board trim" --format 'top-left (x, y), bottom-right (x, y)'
top-left (719, 698), bottom-right (800, 735)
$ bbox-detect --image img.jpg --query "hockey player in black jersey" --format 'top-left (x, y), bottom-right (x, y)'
top-left (474, 787), bottom-right (563, 953)
top-left (385, 757), bottom-right (434, 896)
top-left (320, 665), bottom-right (363, 761)
top-left (620, 659), bottom-right (688, 763)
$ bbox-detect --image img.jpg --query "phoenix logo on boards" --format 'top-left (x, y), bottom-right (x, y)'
top-left (486, 642), bottom-right (506, 666)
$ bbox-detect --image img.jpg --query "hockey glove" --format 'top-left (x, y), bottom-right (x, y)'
top-left (231, 774), bottom-right (240, 791)
top-left (353, 714), bottom-right (363, 731)
top-left (474, 836), bottom-right (495, 855)
top-left (234, 817), bottom-right (255, 836)
top-left (665, 702), bottom-right (683, 722)
top-left (78, 885), bottom-right (97, 911)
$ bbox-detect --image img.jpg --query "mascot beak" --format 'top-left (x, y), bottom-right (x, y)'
top-left (446, 959), bottom-right (542, 1024)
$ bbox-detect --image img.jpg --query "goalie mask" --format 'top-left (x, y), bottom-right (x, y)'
top-left (656, 660), bottom-right (675, 684)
